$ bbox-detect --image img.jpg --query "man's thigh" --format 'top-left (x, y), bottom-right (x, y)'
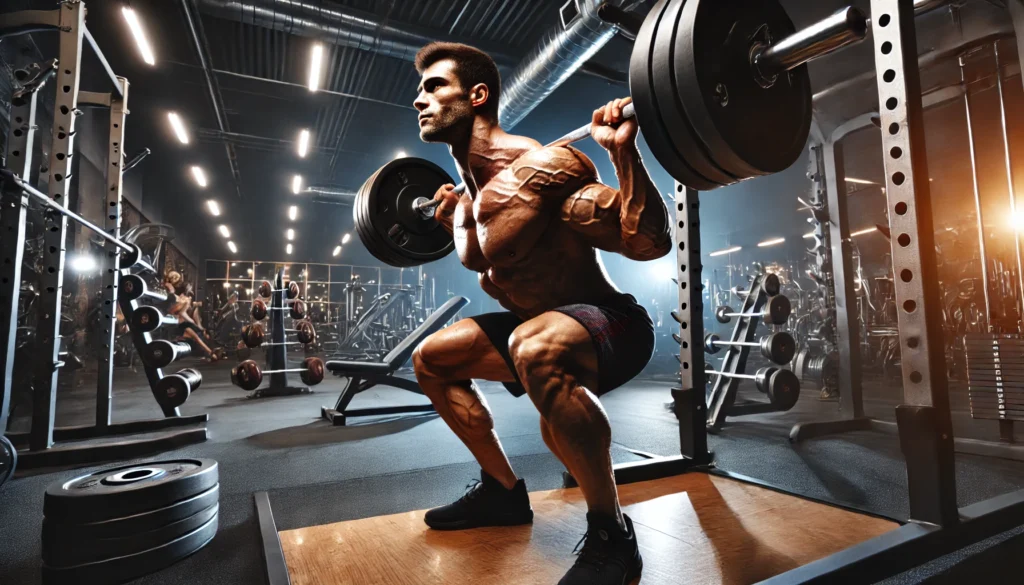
top-left (417, 317), bottom-right (518, 383)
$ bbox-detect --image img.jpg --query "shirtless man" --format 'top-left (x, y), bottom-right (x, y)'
top-left (410, 42), bottom-right (671, 585)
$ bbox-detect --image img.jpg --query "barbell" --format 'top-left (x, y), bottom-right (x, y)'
top-left (251, 298), bottom-right (306, 321)
top-left (230, 357), bottom-right (325, 391)
top-left (353, 2), bottom-right (867, 268)
top-left (704, 331), bottom-right (795, 365)
top-left (154, 368), bottom-right (203, 409)
top-left (705, 365), bottom-right (800, 411)
top-left (716, 295), bottom-right (791, 325)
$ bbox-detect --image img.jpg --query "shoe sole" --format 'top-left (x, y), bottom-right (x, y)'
top-left (425, 510), bottom-right (534, 531)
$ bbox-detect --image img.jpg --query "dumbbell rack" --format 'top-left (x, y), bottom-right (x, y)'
top-left (252, 270), bottom-right (309, 398)
top-left (0, 4), bottom-right (207, 471)
top-left (704, 274), bottom-right (796, 430)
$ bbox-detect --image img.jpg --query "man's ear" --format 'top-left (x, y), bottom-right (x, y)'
top-left (469, 83), bottom-right (490, 111)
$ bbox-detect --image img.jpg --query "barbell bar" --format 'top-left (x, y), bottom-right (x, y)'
top-left (355, 2), bottom-right (868, 268)
top-left (230, 357), bottom-right (325, 391)
top-left (716, 295), bottom-right (791, 325)
top-left (704, 331), bottom-right (795, 365)
top-left (732, 274), bottom-right (782, 298)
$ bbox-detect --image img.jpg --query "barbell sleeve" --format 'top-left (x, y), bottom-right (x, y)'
top-left (1, 169), bottom-right (135, 255)
top-left (753, 6), bottom-right (868, 81)
top-left (414, 103), bottom-right (637, 213)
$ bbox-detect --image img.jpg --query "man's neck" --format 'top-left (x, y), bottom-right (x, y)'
top-left (449, 117), bottom-right (506, 194)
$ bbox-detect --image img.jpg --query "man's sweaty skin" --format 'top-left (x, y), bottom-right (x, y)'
top-left (411, 56), bottom-right (671, 534)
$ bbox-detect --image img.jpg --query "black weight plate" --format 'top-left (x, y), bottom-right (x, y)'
top-left (42, 484), bottom-right (219, 540)
top-left (0, 435), bottom-right (15, 488)
top-left (41, 512), bottom-right (218, 585)
top-left (628, 0), bottom-right (720, 191)
top-left (650, 0), bottom-right (737, 186)
top-left (44, 503), bottom-right (219, 567)
top-left (363, 158), bottom-right (455, 267)
top-left (675, 0), bottom-right (811, 178)
top-left (44, 459), bottom-right (218, 524)
top-left (354, 168), bottom-right (396, 267)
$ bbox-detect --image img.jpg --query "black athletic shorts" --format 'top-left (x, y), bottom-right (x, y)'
top-left (469, 293), bottom-right (655, 397)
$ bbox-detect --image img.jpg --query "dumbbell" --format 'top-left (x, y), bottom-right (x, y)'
top-left (704, 332), bottom-right (795, 365)
top-left (258, 280), bottom-right (300, 299)
top-left (251, 298), bottom-right (306, 321)
top-left (154, 368), bottom-right (202, 409)
top-left (732, 273), bottom-right (781, 298)
top-left (716, 296), bottom-right (791, 325)
top-left (142, 340), bottom-right (192, 368)
top-left (230, 357), bottom-right (325, 391)
top-left (704, 366), bottom-right (800, 411)
top-left (119, 274), bottom-right (168, 303)
top-left (242, 321), bottom-right (316, 348)
top-left (131, 306), bottom-right (178, 333)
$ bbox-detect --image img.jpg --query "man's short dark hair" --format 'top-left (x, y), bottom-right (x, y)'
top-left (415, 42), bottom-right (500, 121)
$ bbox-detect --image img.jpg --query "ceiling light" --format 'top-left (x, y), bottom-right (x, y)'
top-left (803, 232), bottom-right (815, 239)
top-left (292, 175), bottom-right (303, 195)
top-left (396, 150), bottom-right (407, 159)
top-left (709, 246), bottom-right (741, 257)
top-left (218, 225), bottom-right (230, 238)
top-left (286, 229), bottom-right (295, 241)
top-left (332, 245), bottom-right (342, 257)
top-left (223, 282), bottom-right (231, 289)
top-left (851, 227), bottom-right (878, 237)
top-left (191, 166), bottom-right (208, 187)
top-left (227, 241), bottom-right (238, 253)
top-left (341, 233), bottom-right (351, 244)
top-left (757, 237), bottom-right (786, 247)
top-left (167, 112), bottom-right (189, 144)
top-left (288, 206), bottom-right (298, 221)
top-left (286, 243), bottom-right (293, 255)
top-left (121, 7), bottom-right (155, 66)
top-left (297, 129), bottom-right (310, 158)
top-left (69, 254), bottom-right (97, 273)
top-left (206, 200), bottom-right (221, 216)
top-left (845, 177), bottom-right (876, 185)
top-left (308, 44), bottom-right (323, 92)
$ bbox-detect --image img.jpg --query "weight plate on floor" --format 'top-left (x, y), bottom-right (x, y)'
top-left (650, 0), bottom-right (736, 186)
top-left (42, 484), bottom-right (219, 541)
top-left (41, 512), bottom-right (218, 585)
top-left (355, 158), bottom-right (456, 267)
top-left (628, 0), bottom-right (720, 191)
top-left (0, 435), bottom-right (15, 488)
top-left (675, 0), bottom-right (811, 178)
top-left (44, 459), bottom-right (218, 524)
top-left (43, 503), bottom-right (219, 568)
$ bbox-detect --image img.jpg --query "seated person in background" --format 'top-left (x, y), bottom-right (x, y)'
top-left (166, 289), bottom-right (219, 363)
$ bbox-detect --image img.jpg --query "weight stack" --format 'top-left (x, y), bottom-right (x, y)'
top-left (965, 333), bottom-right (1024, 422)
top-left (40, 459), bottom-right (220, 584)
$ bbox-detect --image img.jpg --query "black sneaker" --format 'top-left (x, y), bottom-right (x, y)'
top-left (424, 470), bottom-right (533, 530)
top-left (559, 513), bottom-right (643, 585)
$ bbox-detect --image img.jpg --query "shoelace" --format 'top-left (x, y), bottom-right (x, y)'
top-left (570, 529), bottom-right (610, 571)
top-left (459, 479), bottom-right (485, 503)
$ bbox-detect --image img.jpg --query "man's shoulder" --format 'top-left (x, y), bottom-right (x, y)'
top-left (510, 145), bottom-right (599, 194)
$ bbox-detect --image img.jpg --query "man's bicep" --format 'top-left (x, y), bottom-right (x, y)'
top-left (560, 182), bottom-right (624, 252)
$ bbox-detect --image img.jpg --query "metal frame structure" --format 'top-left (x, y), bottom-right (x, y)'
top-left (0, 2), bottom-right (207, 470)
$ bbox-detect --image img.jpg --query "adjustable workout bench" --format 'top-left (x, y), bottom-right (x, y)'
top-left (321, 296), bottom-right (469, 426)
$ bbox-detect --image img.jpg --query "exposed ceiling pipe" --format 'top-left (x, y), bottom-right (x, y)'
top-left (499, 0), bottom-right (632, 129)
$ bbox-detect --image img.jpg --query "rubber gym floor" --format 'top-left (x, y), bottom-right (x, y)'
top-left (2, 358), bottom-right (1024, 584)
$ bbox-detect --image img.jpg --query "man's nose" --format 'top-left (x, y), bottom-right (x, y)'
top-left (414, 94), bottom-right (428, 111)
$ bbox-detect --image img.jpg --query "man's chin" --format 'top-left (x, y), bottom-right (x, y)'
top-left (419, 128), bottom-right (447, 143)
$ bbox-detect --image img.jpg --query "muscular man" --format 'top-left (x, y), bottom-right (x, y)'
top-left (410, 43), bottom-right (671, 585)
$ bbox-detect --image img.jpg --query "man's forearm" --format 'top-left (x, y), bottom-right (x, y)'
top-left (609, 146), bottom-right (672, 259)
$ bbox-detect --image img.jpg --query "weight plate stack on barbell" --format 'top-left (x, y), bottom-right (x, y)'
top-left (41, 459), bottom-right (220, 584)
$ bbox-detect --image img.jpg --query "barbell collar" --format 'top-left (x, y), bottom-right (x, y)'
top-left (753, 6), bottom-right (868, 84)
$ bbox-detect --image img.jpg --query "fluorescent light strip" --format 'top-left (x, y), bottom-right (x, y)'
top-left (167, 112), bottom-right (189, 144)
top-left (292, 174), bottom-right (303, 195)
top-left (308, 44), bottom-right (323, 92)
top-left (191, 166), bottom-right (208, 187)
top-left (121, 7), bottom-right (155, 66)
top-left (288, 206), bottom-right (298, 221)
top-left (757, 237), bottom-right (786, 247)
top-left (218, 225), bottom-right (230, 238)
top-left (845, 177), bottom-right (876, 185)
top-left (206, 200), bottom-right (221, 216)
top-left (286, 228), bottom-right (295, 241)
top-left (803, 232), bottom-right (815, 239)
top-left (341, 233), bottom-right (351, 244)
top-left (851, 226), bottom-right (878, 237)
top-left (709, 246), bottom-right (741, 257)
top-left (286, 243), bottom-right (293, 255)
top-left (297, 129), bottom-right (310, 158)
top-left (332, 245), bottom-right (342, 257)
top-left (227, 241), bottom-right (237, 253)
